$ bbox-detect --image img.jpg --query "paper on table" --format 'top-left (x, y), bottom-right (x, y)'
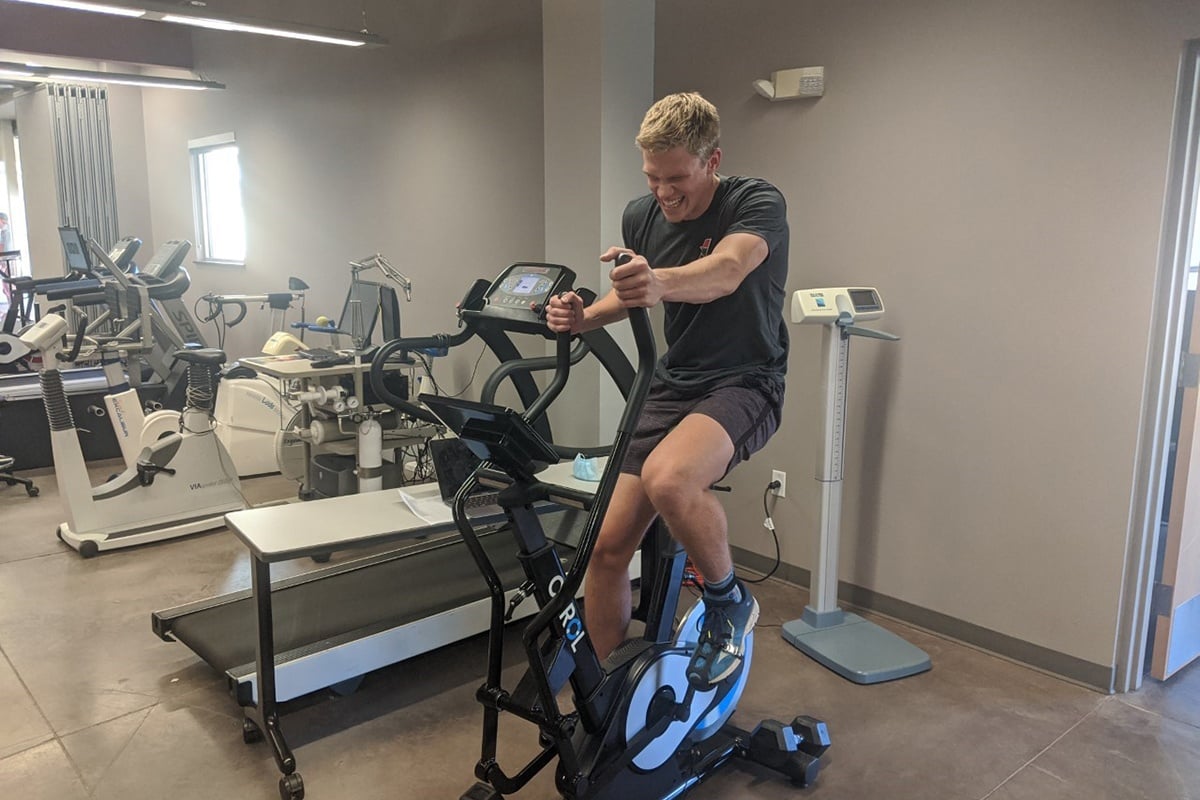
top-left (398, 489), bottom-right (452, 526)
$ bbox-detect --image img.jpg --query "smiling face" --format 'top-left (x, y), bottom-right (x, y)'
top-left (641, 145), bottom-right (722, 223)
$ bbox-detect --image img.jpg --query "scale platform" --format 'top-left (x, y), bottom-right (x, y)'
top-left (782, 608), bottom-right (931, 685)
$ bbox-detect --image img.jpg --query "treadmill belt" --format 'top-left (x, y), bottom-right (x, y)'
top-left (160, 508), bottom-right (584, 675)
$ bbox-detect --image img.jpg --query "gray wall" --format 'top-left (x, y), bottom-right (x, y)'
top-left (653, 0), bottom-right (1200, 681)
top-left (13, 87), bottom-right (192, 278)
top-left (0, 4), bottom-right (193, 68)
top-left (137, 1), bottom-right (546, 384)
top-left (12, 90), bottom-right (57, 277)
top-left (542, 0), bottom-right (655, 450)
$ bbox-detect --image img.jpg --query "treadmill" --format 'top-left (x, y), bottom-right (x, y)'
top-left (151, 262), bottom-right (637, 709)
top-left (154, 503), bottom-right (592, 705)
top-left (0, 234), bottom-right (156, 467)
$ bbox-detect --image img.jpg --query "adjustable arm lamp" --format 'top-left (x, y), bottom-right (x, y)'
top-left (350, 254), bottom-right (413, 302)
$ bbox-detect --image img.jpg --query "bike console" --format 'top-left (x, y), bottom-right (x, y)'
top-left (459, 262), bottom-right (575, 336)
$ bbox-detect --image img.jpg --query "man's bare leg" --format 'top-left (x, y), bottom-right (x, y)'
top-left (585, 414), bottom-right (740, 663)
top-left (639, 413), bottom-right (736, 582)
top-left (584, 474), bottom-right (660, 659)
top-left (641, 413), bottom-right (759, 686)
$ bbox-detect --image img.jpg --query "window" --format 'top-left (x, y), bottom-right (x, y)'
top-left (189, 133), bottom-right (246, 264)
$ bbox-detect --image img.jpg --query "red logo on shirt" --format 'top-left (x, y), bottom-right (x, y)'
top-left (699, 237), bottom-right (712, 257)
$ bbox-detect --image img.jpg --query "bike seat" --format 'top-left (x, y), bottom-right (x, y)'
top-left (175, 348), bottom-right (226, 366)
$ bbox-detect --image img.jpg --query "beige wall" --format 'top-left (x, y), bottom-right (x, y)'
top-left (136, 2), bottom-right (546, 380)
top-left (542, 0), bottom-right (655, 450)
top-left (654, 0), bottom-right (1200, 678)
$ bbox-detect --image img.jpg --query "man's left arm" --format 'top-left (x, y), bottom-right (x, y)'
top-left (653, 232), bottom-right (768, 304)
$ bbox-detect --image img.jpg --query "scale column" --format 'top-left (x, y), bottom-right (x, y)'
top-left (808, 323), bottom-right (849, 622)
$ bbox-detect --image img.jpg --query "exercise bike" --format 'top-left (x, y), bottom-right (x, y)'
top-left (38, 234), bottom-right (194, 472)
top-left (20, 313), bottom-right (244, 557)
top-left (420, 261), bottom-right (831, 800)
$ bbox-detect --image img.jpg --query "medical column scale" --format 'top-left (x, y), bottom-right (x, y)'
top-left (781, 287), bottom-right (931, 684)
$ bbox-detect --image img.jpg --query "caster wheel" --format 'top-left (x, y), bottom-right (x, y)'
top-left (78, 540), bottom-right (99, 558)
top-left (242, 719), bottom-right (263, 744)
top-left (27, 487), bottom-right (39, 497)
top-left (279, 772), bottom-right (304, 800)
top-left (311, 553), bottom-right (331, 564)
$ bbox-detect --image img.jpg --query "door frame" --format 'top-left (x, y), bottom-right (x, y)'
top-left (1118, 38), bottom-right (1200, 693)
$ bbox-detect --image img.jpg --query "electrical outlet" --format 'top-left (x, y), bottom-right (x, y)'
top-left (771, 469), bottom-right (786, 498)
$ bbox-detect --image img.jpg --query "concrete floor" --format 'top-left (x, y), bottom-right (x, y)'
top-left (1, 462), bottom-right (1199, 800)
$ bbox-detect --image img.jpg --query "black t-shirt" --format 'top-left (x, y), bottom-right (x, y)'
top-left (622, 175), bottom-right (789, 400)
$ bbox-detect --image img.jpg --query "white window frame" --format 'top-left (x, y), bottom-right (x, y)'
top-left (188, 132), bottom-right (246, 265)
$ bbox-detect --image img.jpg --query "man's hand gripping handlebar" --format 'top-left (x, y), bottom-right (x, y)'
top-left (547, 250), bottom-right (648, 334)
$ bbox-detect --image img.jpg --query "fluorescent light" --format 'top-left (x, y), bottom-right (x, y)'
top-left (0, 60), bottom-right (224, 91)
top-left (44, 69), bottom-right (221, 90)
top-left (8, 0), bottom-right (146, 17)
top-left (8, 0), bottom-right (386, 47)
top-left (161, 14), bottom-right (370, 47)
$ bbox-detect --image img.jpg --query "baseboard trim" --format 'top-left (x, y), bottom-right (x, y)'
top-left (732, 546), bottom-right (1116, 693)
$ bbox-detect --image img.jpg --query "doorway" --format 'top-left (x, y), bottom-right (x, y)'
top-left (1135, 39), bottom-right (1200, 688)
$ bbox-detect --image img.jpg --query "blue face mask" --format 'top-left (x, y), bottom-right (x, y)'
top-left (572, 453), bottom-right (601, 482)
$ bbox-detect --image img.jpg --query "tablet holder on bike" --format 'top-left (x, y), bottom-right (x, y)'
top-left (419, 395), bottom-right (558, 483)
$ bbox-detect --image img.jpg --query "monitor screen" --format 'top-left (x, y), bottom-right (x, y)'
top-left (58, 226), bottom-right (91, 272)
top-left (338, 281), bottom-right (401, 346)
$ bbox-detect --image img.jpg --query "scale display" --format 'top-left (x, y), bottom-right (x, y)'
top-left (790, 287), bottom-right (884, 325)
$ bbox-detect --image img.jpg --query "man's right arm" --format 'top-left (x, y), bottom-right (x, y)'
top-left (546, 287), bottom-right (628, 334)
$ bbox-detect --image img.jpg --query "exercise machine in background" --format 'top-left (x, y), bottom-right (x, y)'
top-left (199, 282), bottom-right (309, 477)
top-left (782, 287), bottom-right (930, 684)
top-left (20, 308), bottom-right (244, 557)
top-left (42, 229), bottom-right (191, 471)
top-left (197, 278), bottom-right (310, 351)
top-left (0, 232), bottom-right (173, 468)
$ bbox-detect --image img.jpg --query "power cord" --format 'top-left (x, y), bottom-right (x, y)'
top-left (415, 343), bottom-right (488, 398)
top-left (740, 479), bottom-right (782, 585)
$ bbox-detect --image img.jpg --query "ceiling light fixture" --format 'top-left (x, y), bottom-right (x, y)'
top-left (6, 0), bottom-right (385, 47)
top-left (0, 60), bottom-right (224, 90)
top-left (7, 0), bottom-right (146, 17)
top-left (159, 14), bottom-right (374, 47)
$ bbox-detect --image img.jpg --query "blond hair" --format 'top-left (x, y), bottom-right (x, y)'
top-left (636, 92), bottom-right (720, 160)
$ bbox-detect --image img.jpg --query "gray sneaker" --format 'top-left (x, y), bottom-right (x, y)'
top-left (686, 589), bottom-right (760, 689)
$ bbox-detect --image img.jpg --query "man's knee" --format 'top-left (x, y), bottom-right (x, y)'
top-left (641, 457), bottom-right (707, 518)
top-left (591, 518), bottom-right (643, 574)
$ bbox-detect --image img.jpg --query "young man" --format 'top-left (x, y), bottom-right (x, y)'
top-left (546, 92), bottom-right (789, 688)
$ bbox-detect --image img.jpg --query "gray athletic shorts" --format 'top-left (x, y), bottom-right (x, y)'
top-left (621, 376), bottom-right (782, 479)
